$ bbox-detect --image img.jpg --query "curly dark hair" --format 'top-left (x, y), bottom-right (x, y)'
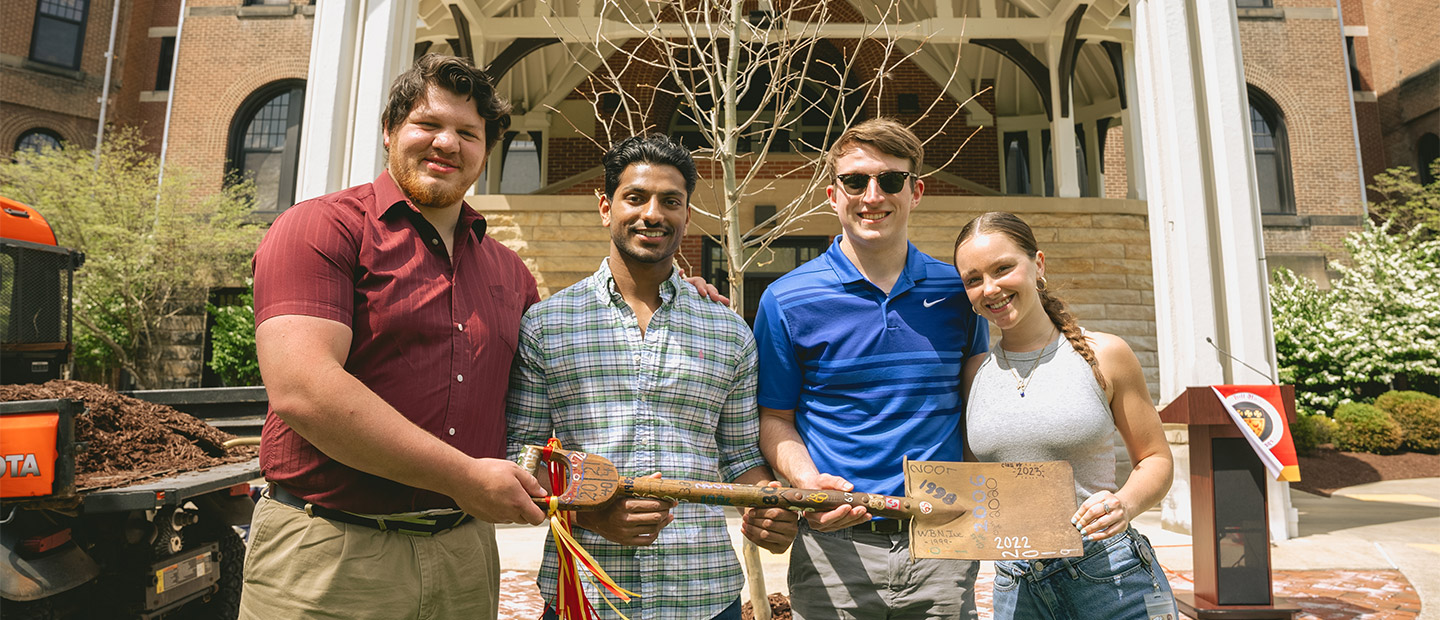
top-left (381, 54), bottom-right (511, 153)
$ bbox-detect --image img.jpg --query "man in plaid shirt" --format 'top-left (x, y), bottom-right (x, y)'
top-left (506, 134), bottom-right (798, 620)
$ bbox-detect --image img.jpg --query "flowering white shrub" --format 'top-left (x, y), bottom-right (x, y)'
top-left (1270, 220), bottom-right (1440, 416)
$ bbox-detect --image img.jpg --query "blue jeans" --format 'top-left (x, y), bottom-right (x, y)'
top-left (543, 597), bottom-right (741, 620)
top-left (992, 528), bottom-right (1176, 620)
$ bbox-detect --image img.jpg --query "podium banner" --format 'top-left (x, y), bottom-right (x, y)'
top-left (1211, 385), bottom-right (1301, 482)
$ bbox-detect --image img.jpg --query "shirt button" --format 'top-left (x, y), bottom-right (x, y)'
top-left (448, 428), bottom-right (456, 436)
top-left (456, 374), bottom-right (464, 382)
top-left (430, 238), bottom-right (439, 245)
top-left (456, 323), bottom-right (464, 331)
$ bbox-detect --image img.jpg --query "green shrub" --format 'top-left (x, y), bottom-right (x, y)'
top-left (1374, 390), bottom-right (1438, 413)
top-left (1374, 391), bottom-right (1440, 453)
top-left (207, 291), bottom-right (260, 386)
top-left (1332, 403), bottom-right (1404, 454)
top-left (1290, 413), bottom-right (1337, 457)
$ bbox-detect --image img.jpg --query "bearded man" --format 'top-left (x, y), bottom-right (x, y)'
top-left (241, 54), bottom-right (548, 620)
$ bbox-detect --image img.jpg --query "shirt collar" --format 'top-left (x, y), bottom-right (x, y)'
top-left (592, 258), bottom-right (682, 308)
top-left (823, 235), bottom-right (927, 286)
top-left (373, 170), bottom-right (488, 242)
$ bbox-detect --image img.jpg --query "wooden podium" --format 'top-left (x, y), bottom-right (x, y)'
top-left (1159, 386), bottom-right (1300, 619)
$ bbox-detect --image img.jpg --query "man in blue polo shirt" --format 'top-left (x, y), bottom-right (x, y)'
top-left (755, 118), bottom-right (989, 619)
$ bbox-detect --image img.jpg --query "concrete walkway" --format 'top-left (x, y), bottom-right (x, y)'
top-left (495, 478), bottom-right (1440, 618)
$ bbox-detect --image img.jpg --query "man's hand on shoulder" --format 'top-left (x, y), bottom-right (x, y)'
top-left (794, 473), bottom-right (870, 532)
top-left (741, 482), bottom-right (799, 553)
top-left (575, 472), bottom-right (676, 546)
top-left (452, 458), bottom-right (548, 525)
top-left (679, 271), bottom-right (731, 305)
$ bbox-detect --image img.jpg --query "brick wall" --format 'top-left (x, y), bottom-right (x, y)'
top-left (163, 0), bottom-right (313, 197)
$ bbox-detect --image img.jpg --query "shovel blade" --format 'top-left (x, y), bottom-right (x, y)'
top-left (906, 460), bottom-right (1085, 560)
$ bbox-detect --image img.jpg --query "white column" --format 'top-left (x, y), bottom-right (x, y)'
top-left (1131, 0), bottom-right (1293, 541)
top-left (1121, 42), bottom-right (1146, 200)
top-left (1086, 118), bottom-right (1103, 197)
top-left (1048, 38), bottom-right (1081, 198)
top-left (1028, 130), bottom-right (1045, 195)
top-left (296, 0), bottom-right (418, 201)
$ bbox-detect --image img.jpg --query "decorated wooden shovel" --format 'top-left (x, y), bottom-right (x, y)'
top-left (519, 445), bottom-right (963, 520)
top-left (521, 446), bottom-right (1088, 560)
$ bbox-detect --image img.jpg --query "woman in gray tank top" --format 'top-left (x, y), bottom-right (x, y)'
top-left (953, 212), bottom-right (1177, 620)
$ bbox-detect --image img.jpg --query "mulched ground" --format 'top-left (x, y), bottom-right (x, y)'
top-left (1293, 447), bottom-right (1440, 497)
top-left (0, 380), bottom-right (257, 490)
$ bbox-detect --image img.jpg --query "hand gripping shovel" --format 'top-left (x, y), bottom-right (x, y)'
top-left (519, 445), bottom-right (961, 520)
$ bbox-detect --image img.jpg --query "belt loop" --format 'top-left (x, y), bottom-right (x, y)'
top-left (304, 503), bottom-right (315, 518)
top-left (376, 518), bottom-right (387, 532)
top-left (1063, 558), bottom-right (1079, 579)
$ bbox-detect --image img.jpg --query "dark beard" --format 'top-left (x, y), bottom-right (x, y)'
top-left (612, 225), bottom-right (679, 264)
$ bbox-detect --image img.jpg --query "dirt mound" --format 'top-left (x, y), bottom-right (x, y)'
top-left (741, 593), bottom-right (792, 620)
top-left (0, 380), bottom-right (257, 490)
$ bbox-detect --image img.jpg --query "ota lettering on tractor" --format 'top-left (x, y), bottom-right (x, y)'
top-left (2, 453), bottom-right (42, 478)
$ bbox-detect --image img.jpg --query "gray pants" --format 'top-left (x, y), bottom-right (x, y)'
top-left (788, 522), bottom-right (979, 620)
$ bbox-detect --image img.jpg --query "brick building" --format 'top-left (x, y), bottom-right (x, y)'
top-left (4, 0), bottom-right (1431, 393)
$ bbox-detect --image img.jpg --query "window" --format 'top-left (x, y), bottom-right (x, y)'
top-left (15, 129), bottom-right (63, 154)
top-left (702, 236), bottom-right (828, 324)
top-left (1235, 0), bottom-right (1272, 7)
top-left (30, 0), bottom-right (89, 69)
top-left (1420, 133), bottom-right (1439, 185)
top-left (499, 131), bottom-right (541, 194)
top-left (1345, 37), bottom-right (1362, 91)
top-left (1003, 132), bottom-right (1031, 195)
top-left (154, 36), bottom-right (176, 90)
top-left (1247, 88), bottom-right (1295, 214)
top-left (227, 81), bottom-right (305, 212)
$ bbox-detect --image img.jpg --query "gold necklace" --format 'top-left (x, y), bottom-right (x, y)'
top-left (996, 329), bottom-right (1057, 398)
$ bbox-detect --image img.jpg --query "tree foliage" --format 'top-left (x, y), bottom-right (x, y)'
top-left (1368, 161), bottom-right (1440, 241)
top-left (1270, 219), bottom-right (1440, 416)
top-left (0, 128), bottom-right (264, 388)
top-left (207, 289), bottom-right (261, 386)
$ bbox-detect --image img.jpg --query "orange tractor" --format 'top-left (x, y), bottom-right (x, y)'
top-left (2, 198), bottom-right (261, 618)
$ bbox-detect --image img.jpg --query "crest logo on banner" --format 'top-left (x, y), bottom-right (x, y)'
top-left (1211, 385), bottom-right (1301, 482)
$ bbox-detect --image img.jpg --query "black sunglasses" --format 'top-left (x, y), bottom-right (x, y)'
top-left (835, 171), bottom-right (916, 195)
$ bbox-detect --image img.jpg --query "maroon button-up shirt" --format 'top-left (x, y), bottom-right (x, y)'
top-left (252, 171), bottom-right (538, 513)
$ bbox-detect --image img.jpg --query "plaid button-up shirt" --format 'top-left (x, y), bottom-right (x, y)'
top-left (506, 259), bottom-right (766, 620)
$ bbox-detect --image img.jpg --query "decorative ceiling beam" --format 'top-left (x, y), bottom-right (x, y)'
top-left (971, 39), bottom-right (1052, 120)
top-left (1057, 4), bottom-right (1088, 118)
top-left (485, 37), bottom-right (561, 80)
top-left (469, 16), bottom-right (1129, 44)
top-left (449, 4), bottom-right (474, 63)
top-left (1101, 40), bottom-right (1126, 109)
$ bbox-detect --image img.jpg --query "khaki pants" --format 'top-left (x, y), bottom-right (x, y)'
top-left (239, 495), bottom-right (500, 620)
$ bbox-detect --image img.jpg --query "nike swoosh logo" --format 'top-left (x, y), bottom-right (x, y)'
top-left (923, 297), bottom-right (947, 308)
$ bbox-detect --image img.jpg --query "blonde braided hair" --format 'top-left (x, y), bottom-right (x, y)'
top-left (955, 212), bottom-right (1108, 391)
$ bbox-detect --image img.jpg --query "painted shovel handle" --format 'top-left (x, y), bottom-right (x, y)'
top-left (625, 477), bottom-right (933, 519)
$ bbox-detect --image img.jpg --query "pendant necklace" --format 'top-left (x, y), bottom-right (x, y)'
top-left (996, 328), bottom-right (1058, 398)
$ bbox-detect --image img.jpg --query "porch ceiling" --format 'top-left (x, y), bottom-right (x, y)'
top-left (413, 0), bottom-right (1130, 124)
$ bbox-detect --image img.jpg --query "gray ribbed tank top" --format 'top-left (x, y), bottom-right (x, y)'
top-left (966, 331), bottom-right (1117, 507)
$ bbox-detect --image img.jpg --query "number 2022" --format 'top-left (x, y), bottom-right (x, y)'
top-left (917, 480), bottom-right (958, 505)
top-left (970, 474), bottom-right (999, 532)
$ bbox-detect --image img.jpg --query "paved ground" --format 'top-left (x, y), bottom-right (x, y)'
top-left (494, 478), bottom-right (1440, 619)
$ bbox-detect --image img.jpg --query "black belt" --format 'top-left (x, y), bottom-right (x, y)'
top-left (267, 485), bottom-right (472, 536)
top-left (854, 517), bottom-right (909, 534)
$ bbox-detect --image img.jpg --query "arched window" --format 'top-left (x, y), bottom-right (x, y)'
top-left (1419, 133), bottom-right (1439, 185)
top-left (227, 80), bottom-right (305, 212)
top-left (15, 128), bottom-right (63, 154)
top-left (499, 131), bottom-right (541, 194)
top-left (1247, 88), bottom-right (1295, 214)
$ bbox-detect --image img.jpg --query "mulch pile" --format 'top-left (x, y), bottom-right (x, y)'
top-left (1293, 446), bottom-right (1440, 497)
top-left (741, 593), bottom-right (792, 620)
top-left (0, 380), bottom-right (257, 490)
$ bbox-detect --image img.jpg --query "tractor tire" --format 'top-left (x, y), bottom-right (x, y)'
top-left (177, 523), bottom-right (244, 620)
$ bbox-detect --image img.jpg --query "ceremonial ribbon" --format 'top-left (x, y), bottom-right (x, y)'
top-left (543, 439), bottom-right (638, 620)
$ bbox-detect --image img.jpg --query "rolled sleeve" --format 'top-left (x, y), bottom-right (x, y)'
top-left (717, 333), bottom-right (765, 482)
top-left (505, 310), bottom-right (553, 463)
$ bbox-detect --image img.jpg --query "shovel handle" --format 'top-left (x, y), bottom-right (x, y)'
top-left (625, 477), bottom-right (931, 519)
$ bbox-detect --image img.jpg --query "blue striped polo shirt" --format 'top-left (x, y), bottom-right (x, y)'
top-left (755, 237), bottom-right (989, 498)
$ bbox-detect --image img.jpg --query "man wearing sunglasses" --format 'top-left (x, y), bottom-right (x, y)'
top-left (754, 118), bottom-right (990, 619)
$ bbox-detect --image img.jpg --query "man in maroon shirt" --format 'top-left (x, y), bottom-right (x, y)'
top-left (240, 54), bottom-right (548, 620)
